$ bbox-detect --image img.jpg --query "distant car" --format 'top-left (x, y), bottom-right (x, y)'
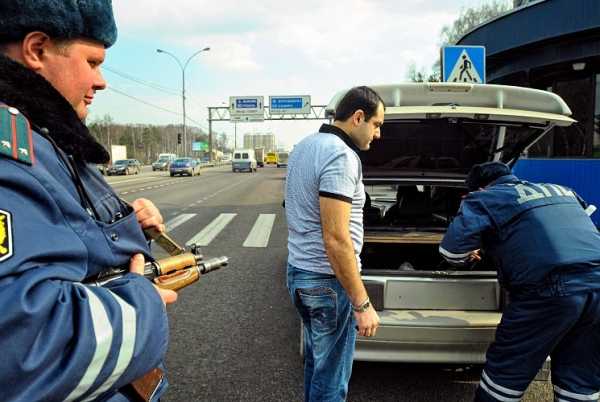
top-left (276, 152), bottom-right (289, 168)
top-left (265, 152), bottom-right (278, 165)
top-left (169, 157), bottom-right (201, 177)
top-left (107, 159), bottom-right (141, 176)
top-left (232, 149), bottom-right (257, 172)
top-left (152, 158), bottom-right (171, 171)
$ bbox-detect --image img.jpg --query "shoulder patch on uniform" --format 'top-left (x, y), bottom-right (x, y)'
top-left (0, 209), bottom-right (13, 262)
top-left (0, 106), bottom-right (35, 165)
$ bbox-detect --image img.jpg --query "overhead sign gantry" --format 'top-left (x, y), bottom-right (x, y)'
top-left (206, 94), bottom-right (329, 160)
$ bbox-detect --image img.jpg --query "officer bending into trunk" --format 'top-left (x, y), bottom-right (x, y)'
top-left (440, 161), bottom-right (600, 402)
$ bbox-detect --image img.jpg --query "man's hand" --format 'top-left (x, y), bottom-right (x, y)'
top-left (131, 198), bottom-right (165, 232)
top-left (354, 306), bottom-right (379, 337)
top-left (130, 254), bottom-right (177, 305)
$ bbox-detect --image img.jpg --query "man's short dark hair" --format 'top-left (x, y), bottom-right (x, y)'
top-left (334, 86), bottom-right (385, 122)
top-left (466, 161), bottom-right (512, 192)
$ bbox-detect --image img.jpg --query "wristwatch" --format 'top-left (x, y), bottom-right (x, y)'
top-left (352, 298), bottom-right (371, 313)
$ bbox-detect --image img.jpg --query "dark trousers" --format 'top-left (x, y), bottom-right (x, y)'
top-left (474, 291), bottom-right (600, 401)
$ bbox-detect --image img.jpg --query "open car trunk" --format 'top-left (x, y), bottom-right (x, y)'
top-left (361, 183), bottom-right (495, 273)
top-left (324, 83), bottom-right (576, 311)
top-left (359, 182), bottom-right (501, 312)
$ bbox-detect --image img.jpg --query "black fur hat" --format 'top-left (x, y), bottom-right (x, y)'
top-left (0, 0), bottom-right (117, 48)
top-left (466, 161), bottom-right (512, 192)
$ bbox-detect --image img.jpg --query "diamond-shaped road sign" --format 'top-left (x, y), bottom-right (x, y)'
top-left (442, 46), bottom-right (486, 84)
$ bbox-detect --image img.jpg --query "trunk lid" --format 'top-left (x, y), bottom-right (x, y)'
top-left (326, 83), bottom-right (575, 179)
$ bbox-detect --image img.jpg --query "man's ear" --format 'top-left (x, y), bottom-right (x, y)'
top-left (352, 109), bottom-right (365, 126)
top-left (20, 32), bottom-right (53, 71)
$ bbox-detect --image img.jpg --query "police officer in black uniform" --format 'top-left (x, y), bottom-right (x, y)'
top-left (440, 161), bottom-right (600, 402)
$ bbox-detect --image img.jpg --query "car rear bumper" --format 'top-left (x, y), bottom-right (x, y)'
top-left (170, 167), bottom-right (192, 173)
top-left (354, 309), bottom-right (500, 363)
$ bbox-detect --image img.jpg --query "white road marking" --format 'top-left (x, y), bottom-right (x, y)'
top-left (243, 214), bottom-right (276, 248)
top-left (165, 213), bottom-right (197, 232)
top-left (186, 213), bottom-right (237, 246)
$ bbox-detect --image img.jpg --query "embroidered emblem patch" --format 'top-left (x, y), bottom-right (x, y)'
top-left (0, 209), bottom-right (13, 262)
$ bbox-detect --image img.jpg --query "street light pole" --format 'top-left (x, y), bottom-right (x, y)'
top-left (157, 47), bottom-right (210, 156)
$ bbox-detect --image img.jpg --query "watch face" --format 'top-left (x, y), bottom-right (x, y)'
top-left (353, 300), bottom-right (370, 312)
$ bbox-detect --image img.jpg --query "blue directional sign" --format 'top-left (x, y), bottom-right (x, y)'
top-left (229, 96), bottom-right (264, 122)
top-left (442, 46), bottom-right (486, 84)
top-left (272, 97), bottom-right (302, 109)
top-left (236, 98), bottom-right (258, 109)
top-left (269, 95), bottom-right (311, 115)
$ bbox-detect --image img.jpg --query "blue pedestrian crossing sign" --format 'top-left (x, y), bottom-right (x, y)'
top-left (442, 46), bottom-right (486, 84)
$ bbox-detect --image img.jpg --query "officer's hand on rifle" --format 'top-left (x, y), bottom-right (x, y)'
top-left (131, 198), bottom-right (165, 233)
top-left (130, 254), bottom-right (178, 305)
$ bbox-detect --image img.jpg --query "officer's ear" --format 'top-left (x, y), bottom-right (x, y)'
top-left (19, 31), bottom-right (53, 72)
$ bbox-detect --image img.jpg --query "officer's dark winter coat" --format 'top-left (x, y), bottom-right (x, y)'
top-left (440, 174), bottom-right (600, 295)
top-left (441, 171), bottom-right (600, 402)
top-left (0, 55), bottom-right (168, 401)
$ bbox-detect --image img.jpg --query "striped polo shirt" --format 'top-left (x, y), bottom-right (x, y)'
top-left (285, 124), bottom-right (365, 275)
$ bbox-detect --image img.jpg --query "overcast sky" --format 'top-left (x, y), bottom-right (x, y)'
top-left (89, 0), bottom-right (506, 150)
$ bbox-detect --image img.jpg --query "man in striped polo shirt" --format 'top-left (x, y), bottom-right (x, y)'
top-left (285, 86), bottom-right (384, 402)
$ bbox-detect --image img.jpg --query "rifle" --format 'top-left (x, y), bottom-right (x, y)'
top-left (90, 228), bottom-right (228, 401)
top-left (89, 228), bottom-right (228, 291)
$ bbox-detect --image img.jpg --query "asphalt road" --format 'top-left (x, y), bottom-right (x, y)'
top-left (107, 165), bottom-right (553, 402)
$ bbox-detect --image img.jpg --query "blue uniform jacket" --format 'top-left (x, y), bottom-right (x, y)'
top-left (0, 127), bottom-right (169, 400)
top-left (440, 175), bottom-right (600, 295)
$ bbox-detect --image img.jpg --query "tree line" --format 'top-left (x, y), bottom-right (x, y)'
top-left (87, 114), bottom-right (230, 164)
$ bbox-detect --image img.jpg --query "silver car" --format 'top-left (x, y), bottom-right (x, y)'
top-left (321, 83), bottom-right (575, 364)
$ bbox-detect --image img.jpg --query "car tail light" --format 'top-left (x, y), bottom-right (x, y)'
top-left (363, 280), bottom-right (384, 311)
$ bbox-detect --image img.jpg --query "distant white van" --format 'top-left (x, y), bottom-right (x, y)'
top-left (232, 149), bottom-right (257, 173)
top-left (158, 153), bottom-right (177, 162)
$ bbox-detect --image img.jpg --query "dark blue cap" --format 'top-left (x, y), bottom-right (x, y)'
top-left (0, 0), bottom-right (117, 48)
top-left (466, 161), bottom-right (512, 191)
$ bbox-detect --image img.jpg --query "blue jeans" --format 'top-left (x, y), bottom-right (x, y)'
top-left (287, 263), bottom-right (356, 402)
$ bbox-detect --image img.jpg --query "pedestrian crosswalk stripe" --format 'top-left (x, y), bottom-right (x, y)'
top-left (243, 214), bottom-right (276, 248)
top-left (165, 213), bottom-right (197, 232)
top-left (186, 213), bottom-right (237, 246)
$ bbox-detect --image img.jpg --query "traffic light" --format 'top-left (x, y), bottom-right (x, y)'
top-left (177, 133), bottom-right (182, 144)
